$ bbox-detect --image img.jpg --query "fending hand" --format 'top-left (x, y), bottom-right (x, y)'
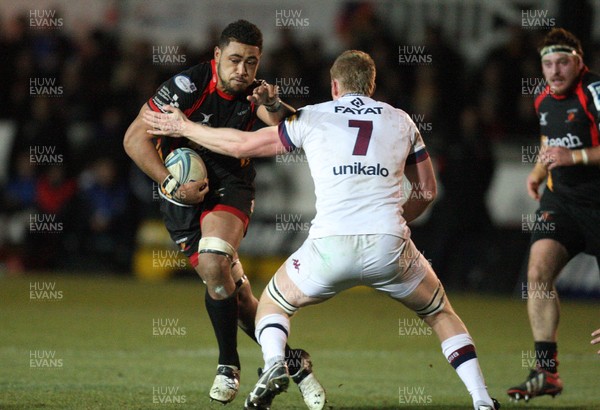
top-left (144, 105), bottom-right (189, 137)
top-left (248, 80), bottom-right (280, 106)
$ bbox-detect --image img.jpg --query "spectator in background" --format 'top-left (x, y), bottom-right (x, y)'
top-left (0, 14), bottom-right (31, 121)
top-left (12, 98), bottom-right (69, 166)
top-left (33, 165), bottom-right (77, 268)
top-left (0, 152), bottom-right (38, 272)
top-left (76, 157), bottom-right (132, 272)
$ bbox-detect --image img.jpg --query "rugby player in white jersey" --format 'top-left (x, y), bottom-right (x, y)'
top-left (143, 50), bottom-right (499, 410)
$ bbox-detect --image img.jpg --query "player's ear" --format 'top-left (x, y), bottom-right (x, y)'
top-left (331, 79), bottom-right (340, 100)
top-left (214, 46), bottom-right (221, 61)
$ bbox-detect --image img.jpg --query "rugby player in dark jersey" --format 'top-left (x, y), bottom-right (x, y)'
top-left (507, 28), bottom-right (600, 402)
top-left (124, 20), bottom-right (325, 408)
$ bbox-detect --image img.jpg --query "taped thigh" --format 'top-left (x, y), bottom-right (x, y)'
top-left (198, 237), bottom-right (235, 262)
top-left (265, 276), bottom-right (299, 316)
top-left (415, 280), bottom-right (446, 317)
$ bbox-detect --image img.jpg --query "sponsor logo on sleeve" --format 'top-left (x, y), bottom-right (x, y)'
top-left (174, 75), bottom-right (197, 93)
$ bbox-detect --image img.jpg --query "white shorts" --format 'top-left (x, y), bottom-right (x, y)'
top-left (284, 234), bottom-right (430, 300)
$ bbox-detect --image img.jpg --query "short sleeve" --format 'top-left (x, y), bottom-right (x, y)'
top-left (147, 66), bottom-right (204, 113)
top-left (405, 118), bottom-right (429, 165)
top-left (277, 109), bottom-right (307, 151)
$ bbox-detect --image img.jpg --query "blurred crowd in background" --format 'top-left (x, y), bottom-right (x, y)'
top-left (0, 1), bottom-right (598, 288)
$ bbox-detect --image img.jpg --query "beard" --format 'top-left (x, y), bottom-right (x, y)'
top-left (219, 78), bottom-right (247, 96)
top-left (217, 63), bottom-right (249, 97)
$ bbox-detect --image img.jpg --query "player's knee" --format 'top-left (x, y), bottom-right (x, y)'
top-left (415, 280), bottom-right (446, 318)
top-left (197, 237), bottom-right (236, 279)
top-left (527, 263), bottom-right (554, 284)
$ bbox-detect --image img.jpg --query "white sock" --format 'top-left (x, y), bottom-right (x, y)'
top-left (441, 333), bottom-right (492, 407)
top-left (255, 314), bottom-right (289, 369)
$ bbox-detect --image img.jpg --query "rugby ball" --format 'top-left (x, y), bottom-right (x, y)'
top-left (164, 148), bottom-right (207, 184)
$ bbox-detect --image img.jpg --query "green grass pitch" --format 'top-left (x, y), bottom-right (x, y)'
top-left (1, 274), bottom-right (598, 409)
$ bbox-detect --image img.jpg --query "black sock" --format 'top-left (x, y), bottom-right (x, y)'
top-left (205, 290), bottom-right (240, 369)
top-left (238, 319), bottom-right (258, 343)
top-left (236, 292), bottom-right (258, 344)
top-left (534, 341), bottom-right (558, 373)
top-left (284, 345), bottom-right (303, 374)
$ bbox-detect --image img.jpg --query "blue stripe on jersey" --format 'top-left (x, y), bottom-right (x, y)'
top-left (406, 148), bottom-right (429, 165)
top-left (278, 121), bottom-right (297, 152)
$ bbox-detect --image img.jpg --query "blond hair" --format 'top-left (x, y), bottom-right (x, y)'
top-left (330, 50), bottom-right (376, 96)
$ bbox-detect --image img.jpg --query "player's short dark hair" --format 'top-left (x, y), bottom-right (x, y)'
top-left (540, 28), bottom-right (583, 57)
top-left (219, 20), bottom-right (263, 51)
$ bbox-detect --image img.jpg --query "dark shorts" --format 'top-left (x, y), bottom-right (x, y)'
top-left (159, 174), bottom-right (254, 267)
top-left (530, 189), bottom-right (600, 261)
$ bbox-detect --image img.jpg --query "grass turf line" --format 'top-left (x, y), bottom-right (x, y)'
top-left (1, 274), bottom-right (599, 409)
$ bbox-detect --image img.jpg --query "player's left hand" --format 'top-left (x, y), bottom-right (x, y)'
top-left (540, 146), bottom-right (574, 170)
top-left (248, 80), bottom-right (279, 106)
top-left (143, 105), bottom-right (189, 137)
top-left (592, 328), bottom-right (600, 355)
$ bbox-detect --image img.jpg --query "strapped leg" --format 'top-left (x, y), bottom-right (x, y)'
top-left (415, 280), bottom-right (446, 317)
top-left (265, 276), bottom-right (300, 316)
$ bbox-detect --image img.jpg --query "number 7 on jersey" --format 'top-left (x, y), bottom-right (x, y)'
top-left (349, 120), bottom-right (373, 156)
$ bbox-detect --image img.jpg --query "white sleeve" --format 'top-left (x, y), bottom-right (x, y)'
top-left (277, 109), bottom-right (310, 150)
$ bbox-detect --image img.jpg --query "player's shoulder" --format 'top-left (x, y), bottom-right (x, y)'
top-left (169, 62), bottom-right (212, 94)
top-left (582, 71), bottom-right (600, 112)
top-left (581, 70), bottom-right (600, 96)
top-left (582, 70), bottom-right (600, 86)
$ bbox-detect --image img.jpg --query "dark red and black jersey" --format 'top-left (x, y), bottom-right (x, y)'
top-left (534, 67), bottom-right (600, 207)
top-left (148, 60), bottom-right (259, 184)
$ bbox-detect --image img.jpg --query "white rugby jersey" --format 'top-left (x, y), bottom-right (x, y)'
top-left (277, 94), bottom-right (428, 238)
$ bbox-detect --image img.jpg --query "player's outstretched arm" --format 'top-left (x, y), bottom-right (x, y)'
top-left (124, 104), bottom-right (208, 204)
top-left (403, 156), bottom-right (437, 223)
top-left (124, 104), bottom-right (171, 184)
top-left (143, 105), bottom-right (285, 158)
